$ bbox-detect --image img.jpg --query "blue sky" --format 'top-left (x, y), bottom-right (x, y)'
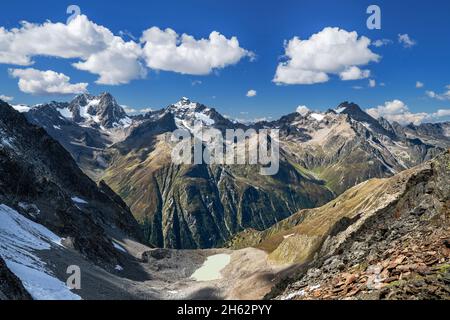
top-left (1, 0), bottom-right (449, 123)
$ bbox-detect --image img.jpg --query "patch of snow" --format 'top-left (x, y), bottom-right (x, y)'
top-left (1, 137), bottom-right (14, 149)
top-left (113, 242), bottom-right (127, 253)
top-left (191, 254), bottom-right (231, 282)
top-left (0, 204), bottom-right (81, 300)
top-left (114, 265), bottom-right (123, 271)
top-left (119, 116), bottom-right (132, 128)
top-left (71, 197), bottom-right (88, 205)
top-left (282, 289), bottom-right (306, 300)
top-left (79, 106), bottom-right (93, 122)
top-left (12, 104), bottom-right (31, 113)
top-left (53, 125), bottom-right (61, 130)
top-left (194, 112), bottom-right (215, 126)
top-left (0, 129), bottom-right (15, 149)
top-left (335, 107), bottom-right (346, 114)
top-left (57, 107), bottom-right (73, 119)
top-left (310, 113), bottom-right (325, 122)
top-left (18, 202), bottom-right (41, 218)
top-left (86, 99), bottom-right (100, 108)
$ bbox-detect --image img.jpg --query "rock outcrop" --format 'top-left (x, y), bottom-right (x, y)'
top-left (229, 150), bottom-right (449, 300)
top-left (0, 257), bottom-right (32, 300)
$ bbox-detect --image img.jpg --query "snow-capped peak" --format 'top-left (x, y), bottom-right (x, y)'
top-left (64, 93), bottom-right (132, 129)
top-left (172, 97), bottom-right (198, 110)
top-left (166, 98), bottom-right (218, 131)
top-left (11, 104), bottom-right (31, 113)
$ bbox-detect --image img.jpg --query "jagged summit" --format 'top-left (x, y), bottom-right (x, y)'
top-left (66, 93), bottom-right (131, 129)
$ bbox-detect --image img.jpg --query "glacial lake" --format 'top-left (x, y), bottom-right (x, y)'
top-left (191, 254), bottom-right (231, 281)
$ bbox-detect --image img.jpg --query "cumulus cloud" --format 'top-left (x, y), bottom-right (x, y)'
top-left (372, 39), bottom-right (392, 47)
top-left (0, 94), bottom-right (13, 102)
top-left (296, 105), bottom-right (310, 116)
top-left (140, 27), bottom-right (253, 75)
top-left (0, 15), bottom-right (146, 85)
top-left (398, 34), bottom-right (417, 48)
top-left (246, 89), bottom-right (257, 97)
top-left (366, 99), bottom-right (450, 125)
top-left (369, 79), bottom-right (376, 88)
top-left (9, 68), bottom-right (88, 95)
top-left (434, 109), bottom-right (450, 118)
top-left (123, 106), bottom-right (153, 114)
top-left (273, 27), bottom-right (380, 85)
top-left (0, 16), bottom-right (252, 86)
top-left (73, 38), bottom-right (146, 85)
top-left (339, 66), bottom-right (371, 80)
top-left (416, 81), bottom-right (424, 88)
top-left (426, 85), bottom-right (450, 101)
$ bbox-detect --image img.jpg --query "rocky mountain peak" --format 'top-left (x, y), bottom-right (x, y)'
top-left (65, 93), bottom-right (131, 129)
top-left (170, 97), bottom-right (199, 110)
top-left (338, 102), bottom-right (369, 119)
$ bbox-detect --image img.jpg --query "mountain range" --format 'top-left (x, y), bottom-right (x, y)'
top-left (0, 93), bottom-right (449, 300)
top-left (17, 93), bottom-right (449, 249)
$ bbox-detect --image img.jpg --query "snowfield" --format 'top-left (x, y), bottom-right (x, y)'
top-left (0, 204), bottom-right (81, 300)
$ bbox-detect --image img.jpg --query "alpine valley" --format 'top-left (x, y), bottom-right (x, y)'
top-left (0, 93), bottom-right (449, 300)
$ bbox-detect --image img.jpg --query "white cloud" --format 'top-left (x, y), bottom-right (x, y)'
top-left (398, 34), bottom-right (417, 48)
top-left (123, 106), bottom-right (153, 114)
top-left (416, 81), bottom-right (424, 88)
top-left (140, 27), bottom-right (253, 75)
top-left (434, 109), bottom-right (450, 118)
top-left (296, 105), bottom-right (310, 116)
top-left (0, 94), bottom-right (13, 102)
top-left (9, 68), bottom-right (88, 95)
top-left (372, 39), bottom-right (392, 47)
top-left (339, 66), bottom-right (371, 80)
top-left (426, 86), bottom-right (450, 101)
top-left (73, 38), bottom-right (146, 85)
top-left (367, 99), bottom-right (450, 125)
top-left (273, 27), bottom-right (380, 85)
top-left (0, 15), bottom-right (146, 85)
top-left (369, 79), bottom-right (376, 88)
top-left (1, 16), bottom-right (251, 85)
top-left (246, 89), bottom-right (257, 97)
top-left (191, 80), bottom-right (202, 86)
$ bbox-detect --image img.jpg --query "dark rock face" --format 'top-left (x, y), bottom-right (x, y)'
top-left (0, 257), bottom-right (32, 300)
top-left (0, 100), bottom-right (143, 267)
